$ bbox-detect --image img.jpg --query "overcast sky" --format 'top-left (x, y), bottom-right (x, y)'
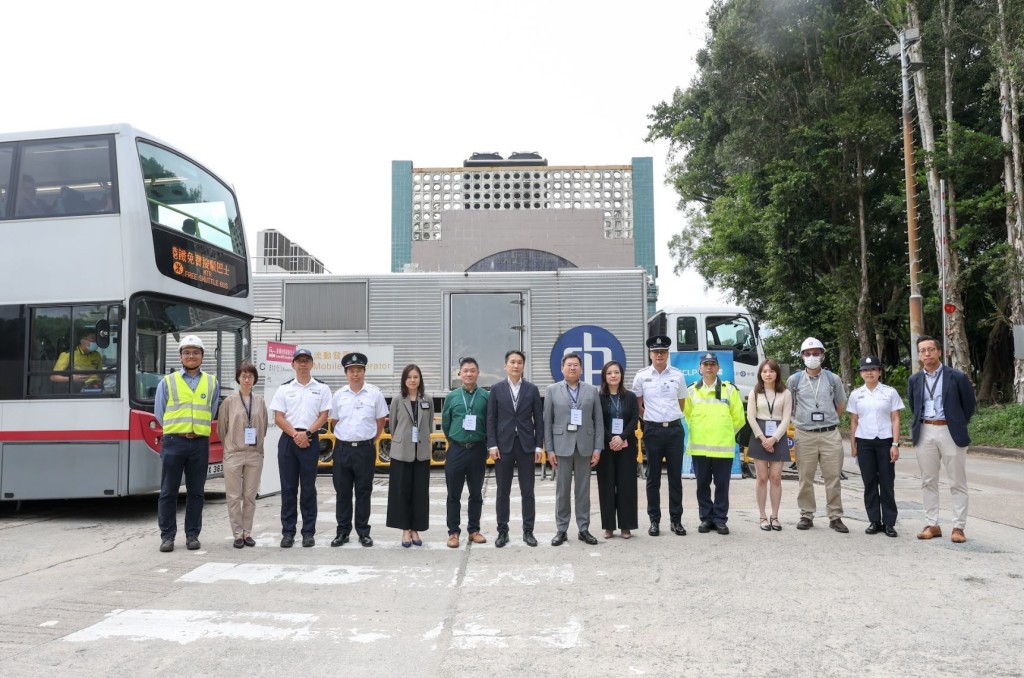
top-left (5, 1), bottom-right (725, 306)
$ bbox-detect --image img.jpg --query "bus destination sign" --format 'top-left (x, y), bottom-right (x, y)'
top-left (153, 228), bottom-right (248, 297)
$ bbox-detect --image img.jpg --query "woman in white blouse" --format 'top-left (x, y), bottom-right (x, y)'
top-left (847, 356), bottom-right (904, 537)
top-left (745, 359), bottom-right (793, 531)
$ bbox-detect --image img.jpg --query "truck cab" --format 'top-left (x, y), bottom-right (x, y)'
top-left (648, 305), bottom-right (764, 398)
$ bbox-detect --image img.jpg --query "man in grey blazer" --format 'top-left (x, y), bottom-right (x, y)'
top-left (487, 350), bottom-right (544, 548)
top-left (544, 352), bottom-right (604, 546)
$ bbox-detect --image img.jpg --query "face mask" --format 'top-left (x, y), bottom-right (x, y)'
top-left (803, 355), bottom-right (822, 370)
top-left (86, 342), bottom-right (98, 352)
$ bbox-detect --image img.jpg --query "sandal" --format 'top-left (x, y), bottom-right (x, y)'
top-left (621, 530), bottom-right (632, 539)
top-left (770, 517), bottom-right (782, 531)
top-left (759, 518), bottom-right (771, 531)
top-left (603, 529), bottom-right (614, 539)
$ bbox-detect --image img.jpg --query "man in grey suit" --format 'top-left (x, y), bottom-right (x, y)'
top-left (488, 350), bottom-right (544, 548)
top-left (544, 352), bottom-right (604, 546)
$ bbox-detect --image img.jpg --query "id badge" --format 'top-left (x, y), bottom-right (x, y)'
top-left (244, 427), bottom-right (257, 445)
top-left (764, 420), bottom-right (778, 437)
top-left (811, 412), bottom-right (825, 422)
top-left (411, 426), bottom-right (419, 443)
top-left (611, 418), bottom-right (624, 435)
top-left (570, 409), bottom-right (583, 426)
top-left (463, 414), bottom-right (477, 431)
top-left (567, 424), bottom-right (578, 432)
top-left (923, 401), bottom-right (936, 418)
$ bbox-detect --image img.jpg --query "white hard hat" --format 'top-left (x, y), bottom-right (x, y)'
top-left (179, 335), bottom-right (205, 353)
top-left (800, 337), bottom-right (825, 353)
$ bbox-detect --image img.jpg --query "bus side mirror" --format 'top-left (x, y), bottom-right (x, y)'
top-left (95, 319), bottom-right (111, 349)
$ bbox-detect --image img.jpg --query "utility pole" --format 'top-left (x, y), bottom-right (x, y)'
top-left (888, 27), bottom-right (926, 374)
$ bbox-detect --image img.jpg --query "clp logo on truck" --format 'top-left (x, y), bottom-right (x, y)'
top-left (550, 325), bottom-right (627, 385)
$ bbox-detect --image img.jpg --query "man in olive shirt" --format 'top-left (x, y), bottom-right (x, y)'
top-left (441, 357), bottom-right (490, 548)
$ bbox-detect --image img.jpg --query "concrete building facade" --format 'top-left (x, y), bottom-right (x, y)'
top-left (391, 157), bottom-right (658, 314)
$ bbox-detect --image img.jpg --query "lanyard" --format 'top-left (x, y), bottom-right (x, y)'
top-left (925, 368), bottom-right (942, 401)
top-left (609, 394), bottom-right (621, 418)
top-left (240, 392), bottom-right (253, 426)
top-left (762, 391), bottom-right (776, 418)
top-left (404, 397), bottom-right (419, 426)
top-left (461, 388), bottom-right (477, 414)
top-left (509, 379), bottom-right (521, 409)
top-left (809, 373), bottom-right (823, 408)
top-left (567, 383), bottom-right (580, 408)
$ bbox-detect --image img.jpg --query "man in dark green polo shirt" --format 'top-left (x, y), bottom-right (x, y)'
top-left (441, 357), bottom-right (489, 548)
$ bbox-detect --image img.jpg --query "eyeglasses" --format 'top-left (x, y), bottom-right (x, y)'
top-left (181, 351), bottom-right (203, 358)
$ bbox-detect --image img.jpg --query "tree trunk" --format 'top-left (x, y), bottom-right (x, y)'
top-left (997, 0), bottom-right (1024, 403)
top-left (838, 331), bottom-right (853, 390)
top-left (938, 0), bottom-right (973, 376)
top-left (855, 147), bottom-right (872, 359)
top-left (976, 307), bottom-right (1009, 404)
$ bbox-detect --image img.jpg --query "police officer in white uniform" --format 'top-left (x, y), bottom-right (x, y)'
top-left (269, 348), bottom-right (331, 548)
top-left (631, 335), bottom-right (688, 536)
top-left (329, 352), bottom-right (388, 547)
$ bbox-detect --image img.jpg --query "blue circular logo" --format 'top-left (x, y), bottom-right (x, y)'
top-left (549, 325), bottom-right (627, 385)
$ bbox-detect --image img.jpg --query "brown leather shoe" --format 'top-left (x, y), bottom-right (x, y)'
top-left (468, 531), bottom-right (487, 544)
top-left (917, 525), bottom-right (942, 540)
top-left (447, 534), bottom-right (460, 548)
top-left (951, 528), bottom-right (966, 543)
top-left (829, 518), bottom-right (849, 534)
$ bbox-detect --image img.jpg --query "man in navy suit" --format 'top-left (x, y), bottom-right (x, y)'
top-left (487, 350), bottom-right (544, 548)
top-left (908, 335), bottom-right (977, 544)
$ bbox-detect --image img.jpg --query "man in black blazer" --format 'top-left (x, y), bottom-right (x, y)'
top-left (487, 350), bottom-right (544, 548)
top-left (908, 335), bottom-right (977, 544)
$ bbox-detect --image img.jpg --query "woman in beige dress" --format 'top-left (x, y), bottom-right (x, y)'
top-left (219, 363), bottom-right (269, 548)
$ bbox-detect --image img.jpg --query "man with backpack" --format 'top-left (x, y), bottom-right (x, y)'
top-left (787, 337), bottom-right (849, 533)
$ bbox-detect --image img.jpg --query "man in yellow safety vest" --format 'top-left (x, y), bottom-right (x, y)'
top-left (155, 335), bottom-right (220, 553)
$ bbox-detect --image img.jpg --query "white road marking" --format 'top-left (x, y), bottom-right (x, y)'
top-left (462, 564), bottom-right (574, 587)
top-left (39, 620), bottom-right (58, 627)
top-left (179, 562), bottom-right (453, 586)
top-left (63, 609), bottom-right (317, 644)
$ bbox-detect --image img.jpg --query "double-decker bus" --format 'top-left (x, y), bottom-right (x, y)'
top-left (0, 124), bottom-right (253, 501)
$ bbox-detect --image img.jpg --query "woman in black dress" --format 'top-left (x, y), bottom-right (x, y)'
top-left (596, 360), bottom-right (639, 539)
top-left (386, 364), bottom-right (434, 547)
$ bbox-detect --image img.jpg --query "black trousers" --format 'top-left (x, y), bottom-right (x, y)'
top-left (596, 445), bottom-right (639, 531)
top-left (693, 455), bottom-right (733, 523)
top-left (494, 438), bottom-right (536, 532)
top-left (386, 458), bottom-right (430, 531)
top-left (278, 433), bottom-right (319, 537)
top-left (157, 434), bottom-right (209, 540)
top-left (856, 437), bottom-right (897, 525)
top-left (333, 441), bottom-right (375, 537)
top-left (445, 441), bottom-right (486, 535)
top-left (643, 424), bottom-right (685, 522)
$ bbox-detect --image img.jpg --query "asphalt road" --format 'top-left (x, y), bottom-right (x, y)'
top-left (1, 446), bottom-right (1022, 678)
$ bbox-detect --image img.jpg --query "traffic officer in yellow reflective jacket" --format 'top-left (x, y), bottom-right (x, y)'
top-left (683, 353), bottom-right (745, 536)
top-left (155, 335), bottom-right (220, 553)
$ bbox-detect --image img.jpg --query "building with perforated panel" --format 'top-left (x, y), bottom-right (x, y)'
top-left (391, 154), bottom-right (658, 315)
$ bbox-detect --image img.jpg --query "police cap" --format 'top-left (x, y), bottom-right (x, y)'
top-left (646, 335), bottom-right (672, 351)
top-left (342, 352), bottom-right (368, 369)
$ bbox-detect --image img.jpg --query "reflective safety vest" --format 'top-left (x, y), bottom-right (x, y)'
top-left (683, 379), bottom-right (745, 458)
top-left (162, 371), bottom-right (217, 436)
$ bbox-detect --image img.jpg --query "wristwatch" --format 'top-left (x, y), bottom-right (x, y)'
top-left (892, 441), bottom-right (900, 447)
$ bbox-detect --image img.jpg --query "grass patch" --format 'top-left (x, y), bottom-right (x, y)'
top-left (968, 404), bottom-right (1024, 449)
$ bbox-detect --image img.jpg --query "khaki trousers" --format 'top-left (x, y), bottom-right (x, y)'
top-left (224, 448), bottom-right (264, 538)
top-left (794, 428), bottom-right (844, 520)
top-left (916, 424), bottom-right (969, 530)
